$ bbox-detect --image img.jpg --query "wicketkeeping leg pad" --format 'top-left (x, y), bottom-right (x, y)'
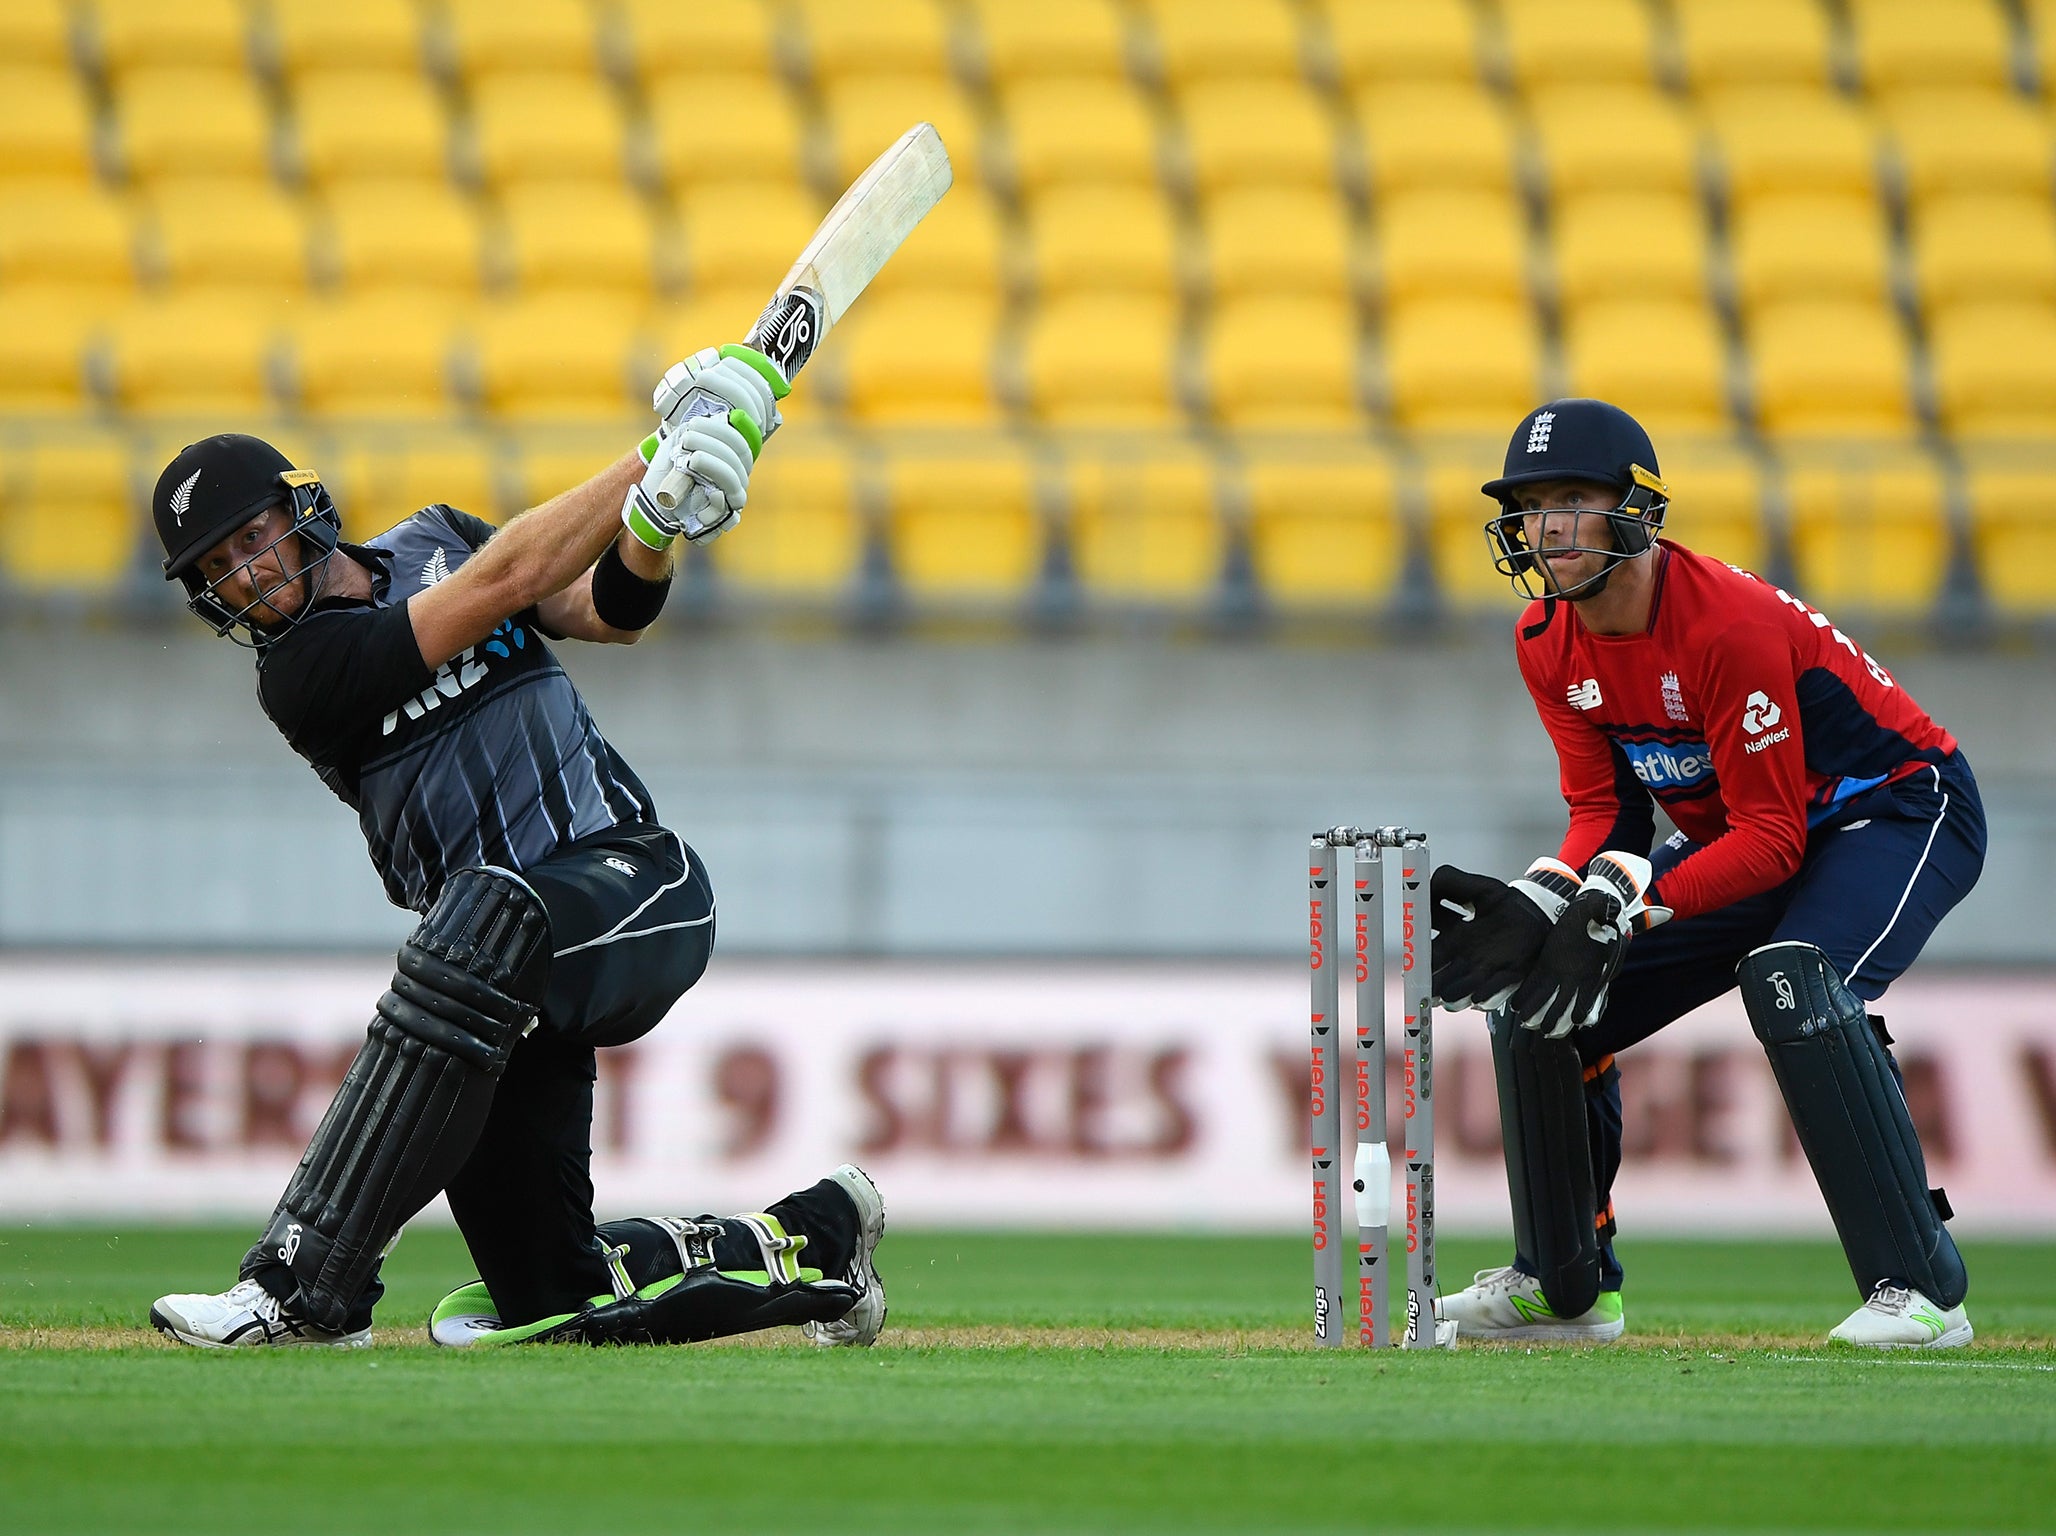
top-left (1490, 1012), bottom-right (1603, 1320)
top-left (248, 868), bottom-right (553, 1330)
top-left (1738, 941), bottom-right (1965, 1308)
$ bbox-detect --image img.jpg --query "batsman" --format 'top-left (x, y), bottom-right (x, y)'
top-left (145, 340), bottom-right (885, 1349)
top-left (1430, 399), bottom-right (1983, 1349)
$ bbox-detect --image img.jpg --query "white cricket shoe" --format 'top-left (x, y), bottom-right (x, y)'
top-left (1433, 1265), bottom-right (1625, 1344)
top-left (1829, 1283), bottom-right (1972, 1349)
top-left (151, 1278), bottom-right (370, 1349)
top-left (802, 1163), bottom-right (887, 1347)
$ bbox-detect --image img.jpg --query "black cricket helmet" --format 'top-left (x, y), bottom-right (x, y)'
top-left (1480, 398), bottom-right (1670, 601)
top-left (154, 433), bottom-right (341, 644)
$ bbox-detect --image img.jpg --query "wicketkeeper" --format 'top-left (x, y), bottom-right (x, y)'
top-left (146, 344), bottom-right (888, 1349)
top-left (1430, 399), bottom-right (1982, 1349)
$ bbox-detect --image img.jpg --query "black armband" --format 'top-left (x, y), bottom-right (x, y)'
top-left (590, 540), bottom-right (672, 632)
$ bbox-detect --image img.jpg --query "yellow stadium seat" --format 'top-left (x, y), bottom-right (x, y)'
top-left (286, 291), bottom-right (461, 419)
top-left (1383, 298), bottom-right (1541, 432)
top-left (704, 445), bottom-right (865, 597)
top-left (92, 0), bottom-right (248, 75)
top-left (2032, 0), bottom-right (2056, 97)
top-left (820, 75), bottom-right (984, 190)
top-left (293, 70), bottom-right (449, 184)
top-left (1729, 196), bottom-right (1892, 310)
top-left (1559, 299), bottom-right (1730, 434)
top-left (1200, 186), bottom-right (1354, 299)
top-left (0, 67), bottom-right (95, 181)
top-left (1704, 89), bottom-right (1881, 204)
top-left (1672, 0), bottom-right (1833, 91)
top-left (1498, 0), bottom-right (1656, 88)
top-left (1529, 86), bottom-right (1697, 199)
top-left (1065, 444), bottom-right (1223, 603)
top-left (1377, 189), bottom-right (1527, 304)
top-left (1206, 295), bottom-right (1361, 427)
top-left (1929, 301), bottom-right (2056, 437)
top-left (470, 74), bottom-right (625, 186)
top-left (0, 182), bottom-right (134, 291)
top-left (116, 67), bottom-right (275, 183)
top-left (1960, 451), bottom-right (2056, 612)
top-left (0, 434), bottom-right (136, 592)
top-left (793, 0), bottom-right (949, 79)
top-left (1656, 439), bottom-right (1770, 574)
top-left (1849, 0), bottom-right (2011, 92)
top-left (496, 183), bottom-right (657, 295)
top-left (1023, 184), bottom-right (1179, 296)
top-left (883, 442), bottom-right (1042, 599)
top-left (968, 0), bottom-right (1127, 83)
top-left (677, 183), bottom-right (819, 295)
top-left (269, 0), bottom-right (423, 76)
top-left (440, 0), bottom-right (600, 78)
top-left (1748, 300), bottom-right (1913, 438)
top-left (1142, 0), bottom-right (1303, 83)
top-left (1911, 195), bottom-right (2056, 309)
top-left (1241, 446), bottom-right (1403, 607)
top-left (1781, 441), bottom-right (1950, 613)
top-left (1883, 90), bottom-right (2054, 206)
top-left (1423, 438), bottom-right (1529, 606)
top-left (321, 179), bottom-right (483, 292)
top-left (866, 183), bottom-right (1006, 298)
top-left (0, 290), bottom-right (103, 413)
top-left (836, 291), bottom-right (1000, 424)
top-left (332, 436), bottom-right (500, 539)
top-left (472, 293), bottom-right (642, 420)
top-left (107, 291), bottom-right (282, 416)
top-left (505, 436), bottom-right (639, 515)
top-left (1322, 0), bottom-right (1480, 88)
top-left (647, 76), bottom-right (807, 192)
top-left (621, 0), bottom-right (777, 85)
top-left (1355, 83), bottom-right (1516, 196)
top-left (0, 0), bottom-right (71, 68)
top-left (1021, 295), bottom-right (1179, 426)
top-left (1001, 79), bottom-right (1160, 192)
top-left (147, 178), bottom-right (309, 292)
top-left (1179, 79), bottom-right (1336, 193)
top-left (1551, 192), bottom-right (1707, 307)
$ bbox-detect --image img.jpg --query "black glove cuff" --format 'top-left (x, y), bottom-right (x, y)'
top-left (591, 540), bottom-right (672, 632)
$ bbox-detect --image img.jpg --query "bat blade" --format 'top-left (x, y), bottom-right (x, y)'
top-left (746, 121), bottom-right (953, 381)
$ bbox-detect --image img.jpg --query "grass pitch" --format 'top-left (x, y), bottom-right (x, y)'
top-left (2, 1226), bottom-right (2053, 1534)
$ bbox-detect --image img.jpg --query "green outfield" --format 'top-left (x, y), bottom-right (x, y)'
top-left (3, 1226), bottom-right (2053, 1535)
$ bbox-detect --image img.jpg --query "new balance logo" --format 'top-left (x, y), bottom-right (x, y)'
top-left (169, 468), bottom-right (201, 526)
top-left (1566, 678), bottom-right (1603, 710)
top-left (1526, 411), bottom-right (1556, 453)
top-left (421, 547), bottom-right (450, 587)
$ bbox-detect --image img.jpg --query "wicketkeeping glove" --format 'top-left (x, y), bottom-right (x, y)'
top-left (1504, 850), bottom-right (1672, 1038)
top-left (1428, 857), bottom-right (1582, 1013)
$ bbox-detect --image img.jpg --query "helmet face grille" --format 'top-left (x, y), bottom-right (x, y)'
top-left (178, 474), bottom-right (343, 647)
top-left (1484, 483), bottom-right (1669, 602)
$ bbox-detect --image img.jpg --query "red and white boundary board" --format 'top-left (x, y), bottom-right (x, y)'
top-left (1, 958), bottom-right (2053, 1234)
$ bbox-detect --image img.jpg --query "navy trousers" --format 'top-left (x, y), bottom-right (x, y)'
top-left (1541, 752), bottom-right (1986, 1291)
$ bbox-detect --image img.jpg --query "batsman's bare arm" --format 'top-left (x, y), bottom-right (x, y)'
top-left (409, 450), bottom-right (667, 667)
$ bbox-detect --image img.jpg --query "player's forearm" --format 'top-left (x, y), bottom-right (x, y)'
top-left (483, 449), bottom-right (648, 608)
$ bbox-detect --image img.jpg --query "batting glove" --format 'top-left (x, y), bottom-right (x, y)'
top-left (1428, 857), bottom-right (1582, 1013)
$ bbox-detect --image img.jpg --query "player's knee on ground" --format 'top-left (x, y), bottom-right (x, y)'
top-left (248, 868), bottom-right (552, 1329)
top-left (1738, 941), bottom-right (1966, 1308)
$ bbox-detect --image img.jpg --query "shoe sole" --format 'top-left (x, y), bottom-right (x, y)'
top-left (150, 1304), bottom-right (371, 1349)
top-left (1830, 1321), bottom-right (1974, 1350)
top-left (1435, 1316), bottom-right (1625, 1345)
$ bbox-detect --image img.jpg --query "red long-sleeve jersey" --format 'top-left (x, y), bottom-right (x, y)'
top-left (1514, 541), bottom-right (1958, 922)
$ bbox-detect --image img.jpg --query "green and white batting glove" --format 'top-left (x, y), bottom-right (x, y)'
top-left (622, 345), bottom-right (786, 549)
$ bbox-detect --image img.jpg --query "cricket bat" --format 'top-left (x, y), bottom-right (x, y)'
top-left (655, 121), bottom-right (953, 511)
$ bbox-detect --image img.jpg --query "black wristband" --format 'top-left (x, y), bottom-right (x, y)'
top-left (590, 540), bottom-right (672, 632)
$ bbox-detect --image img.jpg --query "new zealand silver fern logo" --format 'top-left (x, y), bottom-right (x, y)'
top-left (169, 468), bottom-right (201, 526)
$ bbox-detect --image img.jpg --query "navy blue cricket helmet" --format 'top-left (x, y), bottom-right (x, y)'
top-left (1480, 399), bottom-right (1671, 600)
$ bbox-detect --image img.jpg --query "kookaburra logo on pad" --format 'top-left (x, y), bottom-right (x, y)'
top-left (170, 468), bottom-right (201, 526)
top-left (1770, 972), bottom-right (1796, 1010)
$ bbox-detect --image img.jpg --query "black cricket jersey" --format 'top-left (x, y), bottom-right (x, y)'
top-left (256, 505), bottom-right (657, 912)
